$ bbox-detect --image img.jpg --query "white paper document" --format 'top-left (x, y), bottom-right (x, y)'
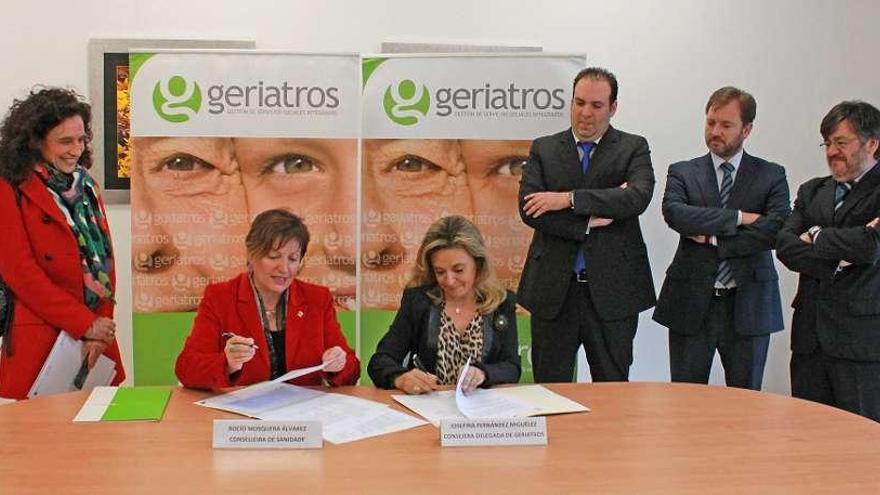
top-left (197, 381), bottom-right (324, 417)
top-left (269, 362), bottom-right (327, 384)
top-left (260, 393), bottom-right (426, 444)
top-left (455, 358), bottom-right (539, 419)
top-left (73, 386), bottom-right (118, 422)
top-left (198, 382), bottom-right (426, 444)
top-left (392, 390), bottom-right (465, 427)
top-left (393, 360), bottom-right (590, 426)
top-left (28, 332), bottom-right (116, 399)
top-left (497, 385), bottom-right (590, 415)
top-left (320, 407), bottom-right (426, 445)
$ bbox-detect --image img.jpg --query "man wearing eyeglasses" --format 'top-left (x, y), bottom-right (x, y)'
top-left (653, 87), bottom-right (791, 390)
top-left (777, 101), bottom-right (880, 421)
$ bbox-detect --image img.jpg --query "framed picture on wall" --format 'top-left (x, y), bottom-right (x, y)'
top-left (87, 38), bottom-right (256, 204)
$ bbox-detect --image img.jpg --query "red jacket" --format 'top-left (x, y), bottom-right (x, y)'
top-left (175, 273), bottom-right (359, 388)
top-left (0, 174), bottom-right (124, 399)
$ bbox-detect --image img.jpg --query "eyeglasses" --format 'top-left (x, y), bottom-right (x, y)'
top-left (820, 137), bottom-right (861, 151)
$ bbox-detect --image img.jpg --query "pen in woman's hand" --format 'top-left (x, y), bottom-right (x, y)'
top-left (412, 354), bottom-right (427, 372)
top-left (412, 355), bottom-right (438, 381)
top-left (222, 332), bottom-right (259, 349)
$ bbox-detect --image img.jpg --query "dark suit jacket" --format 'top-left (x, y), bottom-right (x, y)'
top-left (175, 273), bottom-right (360, 389)
top-left (517, 126), bottom-right (656, 321)
top-left (776, 163), bottom-right (880, 361)
top-left (653, 153), bottom-right (790, 336)
top-left (367, 287), bottom-right (521, 389)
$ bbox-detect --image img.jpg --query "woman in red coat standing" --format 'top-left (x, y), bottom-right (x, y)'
top-left (0, 87), bottom-right (124, 399)
top-left (175, 208), bottom-right (359, 388)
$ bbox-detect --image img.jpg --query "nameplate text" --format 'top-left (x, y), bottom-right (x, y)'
top-left (213, 420), bottom-right (322, 449)
top-left (440, 417), bottom-right (547, 447)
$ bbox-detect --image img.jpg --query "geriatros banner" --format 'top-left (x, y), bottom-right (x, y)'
top-left (359, 54), bottom-right (585, 383)
top-left (129, 51), bottom-right (360, 384)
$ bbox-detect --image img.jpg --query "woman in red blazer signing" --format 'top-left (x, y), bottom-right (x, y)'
top-left (0, 88), bottom-right (124, 399)
top-left (176, 208), bottom-right (359, 388)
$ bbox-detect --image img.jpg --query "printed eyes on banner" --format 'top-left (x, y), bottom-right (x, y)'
top-left (376, 153), bottom-right (453, 198)
top-left (388, 154), bottom-right (443, 175)
top-left (149, 152), bottom-right (226, 195)
top-left (156, 153), bottom-right (214, 173)
top-left (488, 156), bottom-right (527, 178)
top-left (260, 153), bottom-right (323, 176)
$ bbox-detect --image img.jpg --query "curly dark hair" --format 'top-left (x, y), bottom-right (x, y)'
top-left (0, 87), bottom-right (93, 185)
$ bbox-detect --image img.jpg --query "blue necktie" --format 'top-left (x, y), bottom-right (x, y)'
top-left (834, 181), bottom-right (853, 211)
top-left (573, 141), bottom-right (595, 274)
top-left (715, 162), bottom-right (735, 287)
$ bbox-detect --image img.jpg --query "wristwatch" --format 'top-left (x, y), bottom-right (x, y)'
top-left (569, 191), bottom-right (575, 210)
top-left (808, 225), bottom-right (822, 241)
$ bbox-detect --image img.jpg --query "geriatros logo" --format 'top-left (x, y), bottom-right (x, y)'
top-left (152, 75), bottom-right (202, 123)
top-left (382, 78), bottom-right (566, 126)
top-left (383, 79), bottom-right (430, 126)
top-left (150, 75), bottom-right (341, 121)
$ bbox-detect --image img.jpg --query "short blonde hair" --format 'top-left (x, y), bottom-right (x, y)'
top-left (407, 215), bottom-right (506, 315)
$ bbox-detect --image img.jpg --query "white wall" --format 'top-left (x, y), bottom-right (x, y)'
top-left (3, 0), bottom-right (878, 394)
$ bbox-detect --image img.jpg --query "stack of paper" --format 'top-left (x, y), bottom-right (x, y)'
top-left (197, 366), bottom-right (426, 444)
top-left (393, 359), bottom-right (590, 426)
top-left (74, 386), bottom-right (172, 422)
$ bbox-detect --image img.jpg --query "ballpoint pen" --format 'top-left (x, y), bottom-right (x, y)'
top-left (221, 332), bottom-right (259, 349)
top-left (412, 354), bottom-right (427, 372)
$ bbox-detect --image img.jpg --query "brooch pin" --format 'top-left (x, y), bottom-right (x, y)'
top-left (494, 314), bottom-right (509, 331)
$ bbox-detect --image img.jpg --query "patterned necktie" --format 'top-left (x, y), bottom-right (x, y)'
top-left (573, 141), bottom-right (596, 274)
top-left (715, 162), bottom-right (735, 286)
top-left (834, 181), bottom-right (853, 211)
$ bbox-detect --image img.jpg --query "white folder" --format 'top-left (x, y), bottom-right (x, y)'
top-left (27, 332), bottom-right (116, 399)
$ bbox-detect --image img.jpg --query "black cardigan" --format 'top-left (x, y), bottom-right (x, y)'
top-left (368, 286), bottom-right (521, 389)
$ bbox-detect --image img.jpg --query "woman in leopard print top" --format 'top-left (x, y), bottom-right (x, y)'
top-left (368, 216), bottom-right (521, 394)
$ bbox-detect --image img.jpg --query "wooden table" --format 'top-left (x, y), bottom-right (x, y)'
top-left (0, 383), bottom-right (878, 494)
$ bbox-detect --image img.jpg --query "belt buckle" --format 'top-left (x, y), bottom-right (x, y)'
top-left (576, 270), bottom-right (589, 283)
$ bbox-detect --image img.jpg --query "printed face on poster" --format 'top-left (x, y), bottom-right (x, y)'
top-left (129, 52), bottom-right (360, 314)
top-left (360, 55), bottom-right (583, 309)
top-left (127, 50), bottom-right (583, 386)
top-left (87, 39), bottom-right (256, 204)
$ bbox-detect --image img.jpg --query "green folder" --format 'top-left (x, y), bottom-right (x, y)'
top-left (101, 387), bottom-right (172, 421)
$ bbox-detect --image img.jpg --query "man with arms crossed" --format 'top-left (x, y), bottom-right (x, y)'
top-left (518, 67), bottom-right (655, 382)
top-left (777, 101), bottom-right (880, 421)
top-left (653, 87), bottom-right (790, 390)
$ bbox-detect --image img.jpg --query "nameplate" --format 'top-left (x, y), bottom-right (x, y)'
top-left (440, 417), bottom-right (548, 447)
top-left (212, 420), bottom-right (322, 449)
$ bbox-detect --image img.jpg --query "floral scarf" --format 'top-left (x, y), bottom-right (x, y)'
top-left (35, 163), bottom-right (114, 310)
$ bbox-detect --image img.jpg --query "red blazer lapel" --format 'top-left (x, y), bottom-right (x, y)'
top-left (235, 274), bottom-right (271, 368)
top-left (284, 280), bottom-right (308, 366)
top-left (18, 174), bottom-right (67, 224)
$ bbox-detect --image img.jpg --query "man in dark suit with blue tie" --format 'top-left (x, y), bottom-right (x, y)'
top-left (518, 67), bottom-right (656, 382)
top-left (653, 87), bottom-right (790, 390)
top-left (777, 101), bottom-right (880, 421)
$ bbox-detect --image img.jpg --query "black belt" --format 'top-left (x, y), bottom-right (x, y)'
top-left (712, 287), bottom-right (736, 298)
top-left (574, 270), bottom-right (589, 283)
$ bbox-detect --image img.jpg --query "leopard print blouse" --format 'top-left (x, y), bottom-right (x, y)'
top-left (435, 303), bottom-right (484, 385)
